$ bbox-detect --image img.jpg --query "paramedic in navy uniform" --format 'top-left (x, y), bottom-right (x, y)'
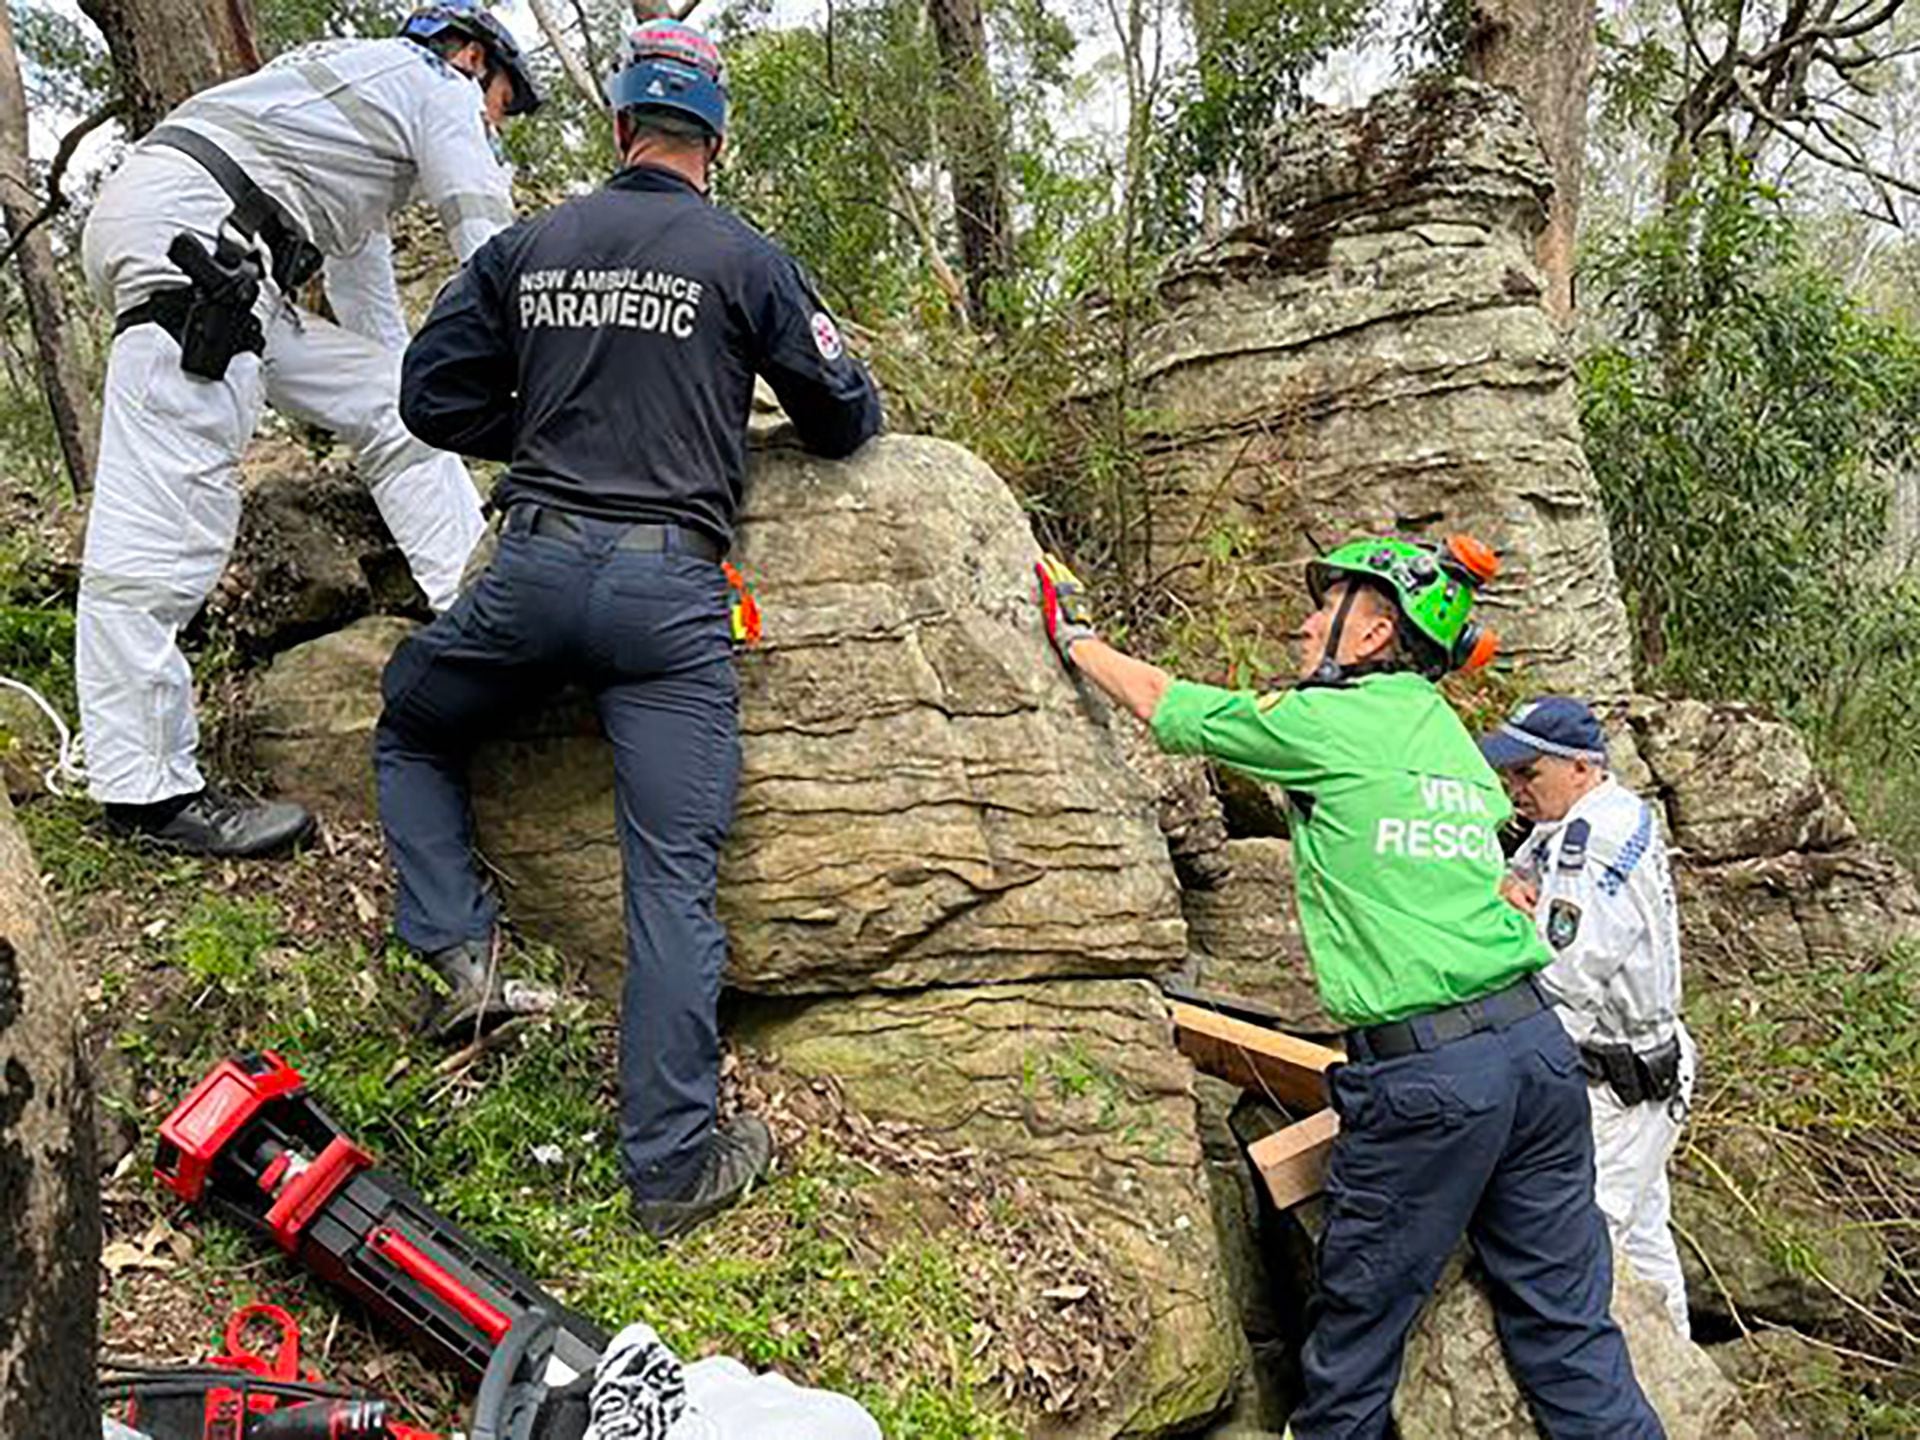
top-left (379, 16), bottom-right (882, 1240)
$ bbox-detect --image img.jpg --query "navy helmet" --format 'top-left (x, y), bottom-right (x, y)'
top-left (607, 18), bottom-right (727, 138)
top-left (401, 1), bottom-right (543, 116)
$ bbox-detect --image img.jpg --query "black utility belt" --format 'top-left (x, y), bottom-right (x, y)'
top-left (1580, 1036), bottom-right (1682, 1108)
top-left (145, 125), bottom-right (324, 294)
top-left (509, 504), bottom-right (724, 563)
top-left (1345, 977), bottom-right (1545, 1062)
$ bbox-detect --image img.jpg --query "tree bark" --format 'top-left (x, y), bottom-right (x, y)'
top-left (78, 0), bottom-right (260, 137)
top-left (1463, 0), bottom-right (1596, 327)
top-left (0, 790), bottom-right (100, 1435)
top-left (0, 2), bottom-right (98, 499)
top-left (927, 0), bottom-right (1012, 327)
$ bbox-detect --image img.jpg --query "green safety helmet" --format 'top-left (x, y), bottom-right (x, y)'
top-left (1304, 533), bottom-right (1501, 679)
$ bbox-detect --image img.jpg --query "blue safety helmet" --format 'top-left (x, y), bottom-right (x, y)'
top-left (400, 1), bottom-right (543, 117)
top-left (606, 18), bottom-right (727, 138)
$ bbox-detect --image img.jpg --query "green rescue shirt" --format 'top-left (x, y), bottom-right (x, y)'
top-left (1151, 671), bottom-right (1550, 1027)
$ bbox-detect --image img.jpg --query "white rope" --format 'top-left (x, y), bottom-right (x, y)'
top-left (0, 675), bottom-right (87, 796)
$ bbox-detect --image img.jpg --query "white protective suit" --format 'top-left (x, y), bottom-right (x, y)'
top-left (78, 36), bottom-right (510, 804)
top-left (1511, 775), bottom-right (1695, 1336)
top-left (583, 1323), bottom-right (882, 1440)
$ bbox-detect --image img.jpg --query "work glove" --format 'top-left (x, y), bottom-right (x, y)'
top-left (1035, 552), bottom-right (1098, 665)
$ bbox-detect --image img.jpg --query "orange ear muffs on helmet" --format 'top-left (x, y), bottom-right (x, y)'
top-left (1452, 621), bottom-right (1499, 671)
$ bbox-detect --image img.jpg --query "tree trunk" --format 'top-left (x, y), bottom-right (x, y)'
top-left (78, 0), bottom-right (260, 137)
top-left (1463, 0), bottom-right (1596, 326)
top-left (0, 789), bottom-right (100, 1435)
top-left (927, 0), bottom-right (1012, 327)
top-left (0, 2), bottom-right (98, 499)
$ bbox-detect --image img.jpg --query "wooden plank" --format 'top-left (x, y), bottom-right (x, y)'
top-left (1169, 1000), bottom-right (1343, 1112)
top-left (1247, 1107), bottom-right (1341, 1211)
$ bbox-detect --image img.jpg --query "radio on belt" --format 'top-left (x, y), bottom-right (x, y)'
top-left (156, 1051), bottom-right (606, 1385)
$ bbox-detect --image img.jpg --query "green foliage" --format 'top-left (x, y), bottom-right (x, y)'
top-left (171, 895), bottom-right (283, 993)
top-left (1581, 172), bottom-right (1920, 845)
top-left (1154, 0), bottom-right (1375, 243)
top-left (716, 8), bottom-right (942, 322)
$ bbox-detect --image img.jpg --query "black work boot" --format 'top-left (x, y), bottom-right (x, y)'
top-left (418, 935), bottom-right (522, 1043)
top-left (104, 786), bottom-right (314, 858)
top-left (632, 1113), bottom-right (775, 1242)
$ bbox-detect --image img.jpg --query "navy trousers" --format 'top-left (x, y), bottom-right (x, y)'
top-left (374, 508), bottom-right (741, 1200)
top-left (1291, 1007), bottom-right (1664, 1439)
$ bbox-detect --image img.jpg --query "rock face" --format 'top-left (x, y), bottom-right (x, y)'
top-left (250, 616), bottom-right (413, 817)
top-left (467, 435), bottom-right (1188, 994)
top-left (734, 980), bottom-right (1241, 1437)
top-left (1625, 698), bottom-right (1920, 974)
top-left (212, 457), bottom-right (426, 658)
top-left (1179, 839), bottom-right (1331, 1033)
top-left (1089, 79), bottom-right (1632, 695)
top-left (1396, 1256), bottom-right (1754, 1440)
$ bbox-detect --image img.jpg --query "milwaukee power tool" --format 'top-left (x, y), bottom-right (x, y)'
top-left (107, 1300), bottom-right (444, 1439)
top-left (154, 1052), bottom-right (606, 1388)
top-left (103, 1299), bottom-right (589, 1439)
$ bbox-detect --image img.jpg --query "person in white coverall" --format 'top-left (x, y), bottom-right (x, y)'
top-left (77, 0), bottom-right (539, 857)
top-left (1482, 696), bottom-right (1695, 1336)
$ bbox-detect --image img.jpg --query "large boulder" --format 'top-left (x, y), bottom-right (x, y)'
top-left (1626, 699), bottom-right (1856, 862)
top-left (467, 434), bottom-right (1188, 993)
top-left (1179, 839), bottom-right (1331, 1033)
top-left (249, 615), bottom-right (413, 817)
top-left (734, 979), bottom-right (1242, 1437)
top-left (1085, 79), bottom-right (1633, 695)
top-left (249, 437), bottom-right (1188, 995)
top-left (1622, 699), bottom-right (1920, 976)
top-left (1396, 1255), bottom-right (1755, 1440)
top-left (211, 449), bottom-right (427, 658)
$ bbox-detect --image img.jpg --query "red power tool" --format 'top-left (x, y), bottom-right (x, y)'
top-left (111, 1302), bottom-right (442, 1439)
top-left (154, 1052), bottom-right (605, 1388)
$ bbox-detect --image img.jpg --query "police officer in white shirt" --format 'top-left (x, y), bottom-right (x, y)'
top-left (1482, 696), bottom-right (1695, 1336)
top-left (76, 1), bottom-right (538, 857)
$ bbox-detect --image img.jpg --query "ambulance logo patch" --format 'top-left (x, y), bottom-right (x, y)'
top-left (1547, 898), bottom-right (1582, 950)
top-left (811, 311), bottom-right (844, 360)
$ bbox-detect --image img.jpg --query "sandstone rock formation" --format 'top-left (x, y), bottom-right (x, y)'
top-left (1624, 698), bottom-right (1920, 974)
top-left (467, 435), bottom-right (1187, 994)
top-left (736, 980), bottom-right (1241, 1436)
top-left (1179, 839), bottom-right (1330, 1033)
top-left (1672, 1128), bottom-right (1887, 1330)
top-left (1397, 1255), bottom-right (1754, 1440)
top-left (212, 452), bottom-right (427, 659)
top-left (1088, 79), bottom-right (1632, 696)
top-left (250, 615), bottom-right (411, 818)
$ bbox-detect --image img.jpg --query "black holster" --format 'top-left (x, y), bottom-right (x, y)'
top-left (115, 232), bottom-right (265, 380)
top-left (1580, 1035), bottom-right (1682, 1108)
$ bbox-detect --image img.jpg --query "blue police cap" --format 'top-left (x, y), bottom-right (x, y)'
top-left (1479, 696), bottom-right (1609, 769)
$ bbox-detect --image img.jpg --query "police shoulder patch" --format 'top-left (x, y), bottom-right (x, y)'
top-left (811, 311), bottom-right (844, 360)
top-left (1556, 817), bottom-right (1590, 873)
top-left (1547, 897), bottom-right (1582, 950)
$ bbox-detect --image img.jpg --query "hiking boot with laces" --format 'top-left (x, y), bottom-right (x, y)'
top-left (104, 785), bottom-right (314, 858)
top-left (632, 1113), bottom-right (774, 1241)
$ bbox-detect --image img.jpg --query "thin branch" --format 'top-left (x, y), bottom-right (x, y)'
top-left (1742, 0), bottom-right (1905, 72)
top-left (1734, 70), bottom-right (1920, 203)
top-left (568, 0), bottom-right (604, 81)
top-left (630, 0), bottom-right (704, 20)
top-left (0, 99), bottom-right (121, 273)
top-left (527, 0), bottom-right (604, 109)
